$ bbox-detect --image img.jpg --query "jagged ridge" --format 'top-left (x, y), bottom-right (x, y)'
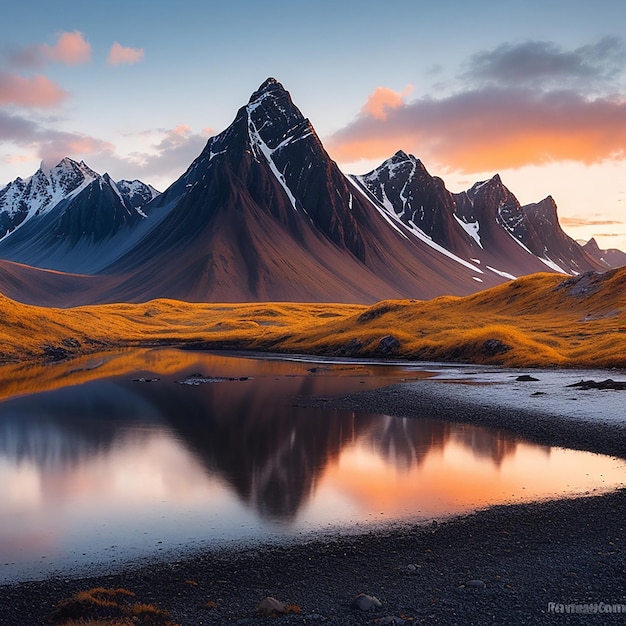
top-left (0, 79), bottom-right (618, 306)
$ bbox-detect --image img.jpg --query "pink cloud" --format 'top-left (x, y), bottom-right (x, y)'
top-left (9, 31), bottom-right (91, 67)
top-left (37, 135), bottom-right (116, 171)
top-left (361, 85), bottom-right (413, 120)
top-left (123, 124), bottom-right (208, 181)
top-left (171, 124), bottom-right (192, 136)
top-left (0, 72), bottom-right (68, 107)
top-left (107, 42), bottom-right (145, 66)
top-left (43, 31), bottom-right (91, 65)
top-left (0, 110), bottom-right (115, 168)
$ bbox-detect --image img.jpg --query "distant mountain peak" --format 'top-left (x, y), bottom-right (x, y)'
top-left (0, 158), bottom-right (159, 254)
top-left (582, 235), bottom-right (626, 269)
top-left (363, 150), bottom-right (427, 180)
top-left (392, 149), bottom-right (410, 161)
top-left (250, 77), bottom-right (285, 100)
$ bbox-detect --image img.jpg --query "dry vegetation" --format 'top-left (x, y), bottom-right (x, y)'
top-left (0, 268), bottom-right (624, 370)
top-left (49, 587), bottom-right (177, 626)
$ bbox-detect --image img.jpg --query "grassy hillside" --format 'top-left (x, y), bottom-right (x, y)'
top-left (0, 268), bottom-right (624, 369)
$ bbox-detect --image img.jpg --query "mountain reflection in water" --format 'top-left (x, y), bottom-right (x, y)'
top-left (0, 349), bottom-right (623, 581)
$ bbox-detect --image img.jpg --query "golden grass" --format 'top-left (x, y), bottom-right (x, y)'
top-left (51, 587), bottom-right (177, 626)
top-left (1, 268), bottom-right (624, 370)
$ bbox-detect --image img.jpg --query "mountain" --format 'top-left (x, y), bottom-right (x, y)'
top-left (0, 159), bottom-right (159, 272)
top-left (582, 237), bottom-right (626, 269)
top-left (0, 158), bottom-right (97, 238)
top-left (80, 78), bottom-right (523, 303)
top-left (356, 151), bottom-right (604, 277)
top-left (116, 179), bottom-right (160, 212)
top-left (0, 78), bottom-right (613, 306)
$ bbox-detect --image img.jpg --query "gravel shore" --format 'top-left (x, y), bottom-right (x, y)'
top-left (1, 379), bottom-right (625, 625)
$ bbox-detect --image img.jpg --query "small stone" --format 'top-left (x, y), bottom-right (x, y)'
top-left (351, 593), bottom-right (382, 611)
top-left (516, 374), bottom-right (539, 381)
top-left (375, 617), bottom-right (406, 625)
top-left (256, 596), bottom-right (287, 615)
top-left (407, 564), bottom-right (417, 572)
top-left (467, 579), bottom-right (486, 588)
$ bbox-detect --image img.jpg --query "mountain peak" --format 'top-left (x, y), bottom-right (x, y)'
top-left (249, 77), bottom-right (286, 103)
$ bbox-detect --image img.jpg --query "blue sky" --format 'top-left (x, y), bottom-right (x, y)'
top-left (2, 0), bottom-right (626, 251)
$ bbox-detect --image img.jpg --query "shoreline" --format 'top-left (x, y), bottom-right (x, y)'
top-left (303, 375), bottom-right (626, 461)
top-left (1, 369), bottom-right (625, 624)
top-left (1, 488), bottom-right (624, 625)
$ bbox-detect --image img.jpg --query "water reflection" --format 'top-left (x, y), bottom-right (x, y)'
top-left (0, 383), bottom-right (161, 469)
top-left (0, 349), bottom-right (623, 581)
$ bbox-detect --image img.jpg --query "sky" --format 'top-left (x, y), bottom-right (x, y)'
top-left (1, 0), bottom-right (625, 252)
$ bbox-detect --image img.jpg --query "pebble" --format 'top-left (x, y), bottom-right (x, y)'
top-left (466, 579), bottom-right (486, 588)
top-left (351, 593), bottom-right (382, 610)
top-left (256, 596), bottom-right (287, 615)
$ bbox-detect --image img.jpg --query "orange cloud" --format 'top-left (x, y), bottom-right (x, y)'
top-left (0, 72), bottom-right (68, 107)
top-left (327, 88), bottom-right (626, 173)
top-left (107, 42), bottom-right (145, 66)
top-left (361, 85), bottom-right (413, 120)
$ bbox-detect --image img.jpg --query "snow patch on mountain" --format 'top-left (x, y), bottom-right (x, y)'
top-left (503, 229), bottom-right (567, 273)
top-left (246, 107), bottom-right (300, 212)
top-left (349, 176), bottom-right (484, 273)
top-left (348, 176), bottom-right (408, 240)
top-left (486, 266), bottom-right (517, 280)
top-left (454, 214), bottom-right (482, 248)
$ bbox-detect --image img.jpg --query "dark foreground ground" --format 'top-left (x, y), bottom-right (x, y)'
top-left (1, 381), bottom-right (625, 625)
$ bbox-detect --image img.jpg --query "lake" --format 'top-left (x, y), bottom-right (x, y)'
top-left (1, 349), bottom-right (624, 582)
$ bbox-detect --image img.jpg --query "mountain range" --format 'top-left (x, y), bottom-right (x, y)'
top-left (0, 78), bottom-right (620, 306)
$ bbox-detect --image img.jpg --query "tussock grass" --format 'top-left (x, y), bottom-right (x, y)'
top-left (0, 268), bottom-right (624, 371)
top-left (50, 587), bottom-right (177, 626)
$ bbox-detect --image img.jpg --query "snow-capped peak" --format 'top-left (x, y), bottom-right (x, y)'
top-left (0, 158), bottom-right (158, 241)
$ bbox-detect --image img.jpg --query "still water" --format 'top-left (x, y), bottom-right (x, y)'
top-left (0, 349), bottom-right (624, 582)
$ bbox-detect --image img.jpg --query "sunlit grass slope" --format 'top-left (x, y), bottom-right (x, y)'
top-left (0, 268), bottom-right (624, 368)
